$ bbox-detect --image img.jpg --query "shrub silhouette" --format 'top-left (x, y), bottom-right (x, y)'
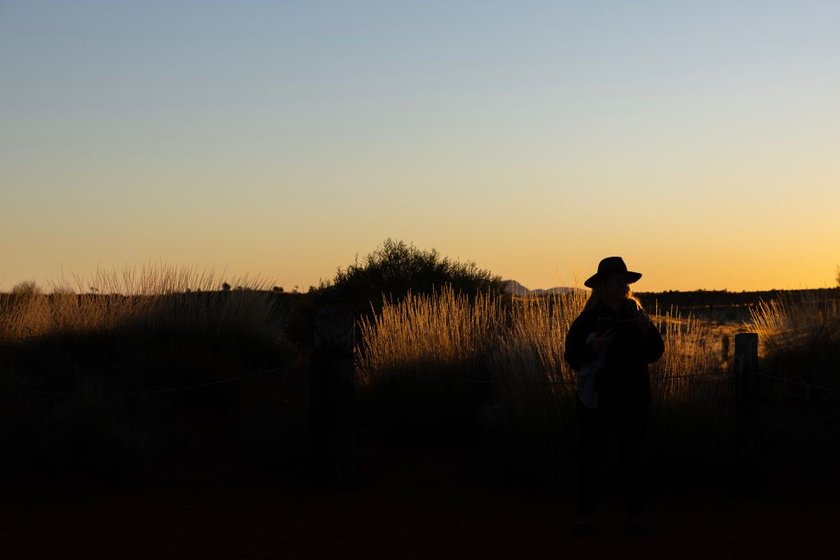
top-left (11, 280), bottom-right (42, 296)
top-left (315, 238), bottom-right (504, 315)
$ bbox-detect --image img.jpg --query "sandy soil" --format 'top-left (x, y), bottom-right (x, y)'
top-left (2, 445), bottom-right (836, 560)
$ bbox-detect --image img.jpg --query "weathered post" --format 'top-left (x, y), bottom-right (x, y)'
top-left (732, 332), bottom-right (762, 495)
top-left (310, 305), bottom-right (357, 488)
top-left (721, 333), bottom-right (731, 365)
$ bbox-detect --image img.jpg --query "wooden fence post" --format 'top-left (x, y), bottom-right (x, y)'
top-left (721, 334), bottom-right (731, 364)
top-left (733, 332), bottom-right (762, 494)
top-left (310, 305), bottom-right (357, 489)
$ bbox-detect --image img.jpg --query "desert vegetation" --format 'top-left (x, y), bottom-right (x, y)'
top-left (0, 266), bottom-right (297, 480)
top-left (357, 286), bottom-right (729, 487)
top-left (749, 290), bottom-right (840, 453)
top-left (314, 238), bottom-right (505, 315)
top-left (1, 242), bottom-right (837, 492)
top-left (752, 290), bottom-right (840, 381)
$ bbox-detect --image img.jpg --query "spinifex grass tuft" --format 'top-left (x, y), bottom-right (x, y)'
top-left (748, 291), bottom-right (840, 457)
top-left (358, 286), bottom-right (502, 386)
top-left (0, 264), bottom-right (293, 481)
top-left (359, 288), bottom-right (731, 487)
top-left (647, 307), bottom-right (733, 472)
top-left (484, 290), bottom-right (588, 486)
top-left (0, 264), bottom-right (276, 344)
top-left (751, 290), bottom-right (840, 406)
top-left (357, 286), bottom-right (502, 443)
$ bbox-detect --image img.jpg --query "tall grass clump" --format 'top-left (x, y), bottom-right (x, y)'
top-left (647, 309), bottom-right (733, 472)
top-left (357, 286), bottom-right (503, 443)
top-left (485, 290), bottom-right (587, 486)
top-left (752, 290), bottom-right (840, 386)
top-left (0, 266), bottom-right (277, 344)
top-left (749, 290), bottom-right (840, 455)
top-left (0, 265), bottom-right (294, 481)
top-left (359, 288), bottom-right (733, 488)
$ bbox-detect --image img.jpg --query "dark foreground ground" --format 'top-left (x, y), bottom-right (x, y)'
top-left (2, 442), bottom-right (838, 560)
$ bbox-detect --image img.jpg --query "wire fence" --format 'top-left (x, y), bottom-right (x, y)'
top-left (754, 371), bottom-right (840, 398)
top-left (0, 364), bottom-right (294, 397)
top-left (382, 369), bottom-right (839, 400)
top-left (4, 359), bottom-right (836, 399)
top-left (382, 370), bottom-right (725, 386)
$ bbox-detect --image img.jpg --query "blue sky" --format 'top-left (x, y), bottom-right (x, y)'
top-left (2, 1), bottom-right (839, 291)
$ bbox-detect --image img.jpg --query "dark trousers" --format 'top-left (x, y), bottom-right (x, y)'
top-left (576, 397), bottom-right (649, 518)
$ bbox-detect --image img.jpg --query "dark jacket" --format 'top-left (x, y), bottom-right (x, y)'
top-left (564, 299), bottom-right (664, 410)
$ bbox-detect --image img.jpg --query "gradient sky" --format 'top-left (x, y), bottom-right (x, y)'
top-left (2, 0), bottom-right (839, 292)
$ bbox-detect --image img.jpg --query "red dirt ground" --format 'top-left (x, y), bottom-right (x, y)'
top-left (1, 445), bottom-right (837, 560)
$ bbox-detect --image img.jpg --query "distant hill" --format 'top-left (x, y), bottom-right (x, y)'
top-left (502, 280), bottom-right (531, 296)
top-left (502, 280), bottom-right (582, 297)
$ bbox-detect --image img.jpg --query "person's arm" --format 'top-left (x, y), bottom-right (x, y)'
top-left (640, 318), bottom-right (665, 363)
top-left (626, 306), bottom-right (665, 364)
top-left (564, 313), bottom-right (593, 371)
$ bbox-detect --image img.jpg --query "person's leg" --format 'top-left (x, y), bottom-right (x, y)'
top-left (577, 399), bottom-right (607, 518)
top-left (615, 401), bottom-right (649, 519)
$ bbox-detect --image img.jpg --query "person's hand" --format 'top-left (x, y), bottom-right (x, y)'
top-left (589, 329), bottom-right (615, 354)
top-left (636, 311), bottom-right (653, 336)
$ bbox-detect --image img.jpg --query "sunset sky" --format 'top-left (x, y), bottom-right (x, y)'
top-left (2, 1), bottom-right (839, 293)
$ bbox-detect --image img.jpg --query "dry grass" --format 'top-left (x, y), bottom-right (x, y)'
top-left (0, 265), bottom-right (292, 480)
top-left (751, 290), bottom-right (840, 394)
top-left (357, 288), bottom-right (733, 484)
top-left (359, 286), bottom-right (840, 487)
top-left (748, 290), bottom-right (840, 458)
top-left (0, 266), bottom-right (276, 344)
top-left (646, 307), bottom-right (734, 469)
top-left (356, 287), bottom-right (502, 442)
top-left (357, 287), bottom-right (502, 387)
top-left (752, 291), bottom-right (840, 356)
top-left (482, 291), bottom-right (588, 482)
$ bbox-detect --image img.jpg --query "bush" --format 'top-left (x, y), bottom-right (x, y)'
top-left (752, 290), bottom-right (840, 391)
top-left (11, 280), bottom-right (42, 297)
top-left (315, 239), bottom-right (504, 315)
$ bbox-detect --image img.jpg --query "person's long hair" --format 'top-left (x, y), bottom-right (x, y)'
top-left (583, 280), bottom-right (642, 313)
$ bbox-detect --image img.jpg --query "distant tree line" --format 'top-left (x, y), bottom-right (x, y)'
top-left (636, 287), bottom-right (840, 311)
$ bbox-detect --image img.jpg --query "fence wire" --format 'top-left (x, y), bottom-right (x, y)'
top-left (754, 371), bottom-right (840, 398)
top-left (0, 364), bottom-right (293, 397)
top-left (384, 370), bottom-right (724, 386)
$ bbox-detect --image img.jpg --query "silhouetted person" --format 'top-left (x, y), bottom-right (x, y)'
top-left (564, 257), bottom-right (664, 536)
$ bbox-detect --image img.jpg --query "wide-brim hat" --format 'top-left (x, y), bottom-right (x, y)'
top-left (584, 256), bottom-right (642, 288)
